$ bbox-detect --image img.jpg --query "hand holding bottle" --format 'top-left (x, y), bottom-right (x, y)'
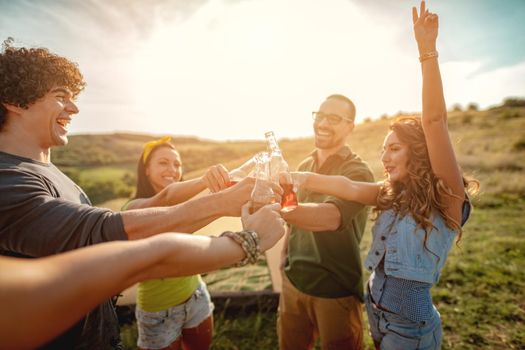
top-left (241, 201), bottom-right (286, 251)
top-left (201, 164), bottom-right (231, 193)
top-left (265, 131), bottom-right (298, 212)
top-left (227, 155), bottom-right (257, 187)
top-left (250, 152), bottom-right (277, 212)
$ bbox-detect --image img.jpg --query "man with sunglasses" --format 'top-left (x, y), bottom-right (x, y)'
top-left (278, 94), bottom-right (374, 349)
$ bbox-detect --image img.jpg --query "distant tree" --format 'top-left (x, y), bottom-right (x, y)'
top-left (380, 114), bottom-right (389, 120)
top-left (451, 103), bottom-right (462, 112)
top-left (395, 111), bottom-right (405, 118)
top-left (363, 117), bottom-right (372, 123)
top-left (1, 37), bottom-right (14, 50)
top-left (502, 97), bottom-right (525, 107)
top-left (467, 103), bottom-right (479, 111)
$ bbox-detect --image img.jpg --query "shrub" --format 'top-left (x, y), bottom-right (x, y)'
top-left (467, 103), bottom-right (479, 111)
top-left (79, 177), bottom-right (134, 205)
top-left (61, 168), bottom-right (81, 183)
top-left (451, 103), bottom-right (463, 112)
top-left (513, 137), bottom-right (525, 151)
top-left (502, 97), bottom-right (525, 107)
top-left (462, 113), bottom-right (473, 124)
top-left (502, 110), bottom-right (521, 120)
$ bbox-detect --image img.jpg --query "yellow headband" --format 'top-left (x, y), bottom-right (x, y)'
top-left (142, 136), bottom-right (172, 164)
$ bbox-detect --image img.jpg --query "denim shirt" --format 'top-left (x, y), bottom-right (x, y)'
top-left (364, 209), bottom-right (457, 285)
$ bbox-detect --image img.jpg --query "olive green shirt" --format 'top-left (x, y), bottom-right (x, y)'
top-left (285, 145), bottom-right (374, 301)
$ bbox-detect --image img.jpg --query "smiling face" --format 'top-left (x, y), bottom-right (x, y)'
top-left (314, 97), bottom-right (354, 152)
top-left (145, 146), bottom-right (182, 193)
top-left (381, 131), bottom-right (410, 183)
top-left (22, 86), bottom-right (79, 149)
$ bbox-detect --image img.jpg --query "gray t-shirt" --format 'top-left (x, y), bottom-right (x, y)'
top-left (0, 151), bottom-right (127, 349)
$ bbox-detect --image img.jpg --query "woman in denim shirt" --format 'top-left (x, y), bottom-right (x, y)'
top-left (290, 2), bottom-right (478, 349)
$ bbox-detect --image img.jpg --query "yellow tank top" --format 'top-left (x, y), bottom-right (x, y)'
top-left (137, 275), bottom-right (201, 312)
top-left (122, 201), bottom-right (201, 312)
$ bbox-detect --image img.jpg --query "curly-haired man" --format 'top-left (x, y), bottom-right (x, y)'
top-left (0, 40), bottom-right (285, 349)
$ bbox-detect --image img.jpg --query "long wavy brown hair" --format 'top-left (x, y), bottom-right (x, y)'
top-left (375, 117), bottom-right (479, 243)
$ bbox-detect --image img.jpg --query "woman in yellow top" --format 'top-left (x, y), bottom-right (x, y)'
top-left (125, 136), bottom-right (228, 350)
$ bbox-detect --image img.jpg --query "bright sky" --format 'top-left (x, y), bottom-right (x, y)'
top-left (1, 0), bottom-right (524, 141)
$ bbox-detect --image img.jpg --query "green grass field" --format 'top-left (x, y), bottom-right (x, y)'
top-left (76, 166), bottom-right (134, 183)
top-left (118, 199), bottom-right (525, 349)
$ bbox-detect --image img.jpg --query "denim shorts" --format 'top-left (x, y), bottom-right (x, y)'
top-left (364, 291), bottom-right (442, 350)
top-left (135, 282), bottom-right (214, 349)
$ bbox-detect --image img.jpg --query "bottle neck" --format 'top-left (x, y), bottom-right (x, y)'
top-left (265, 132), bottom-right (282, 156)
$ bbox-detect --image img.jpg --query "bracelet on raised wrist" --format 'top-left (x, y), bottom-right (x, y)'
top-left (419, 51), bottom-right (438, 62)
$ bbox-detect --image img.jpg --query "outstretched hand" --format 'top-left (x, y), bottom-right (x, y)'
top-left (412, 1), bottom-right (438, 52)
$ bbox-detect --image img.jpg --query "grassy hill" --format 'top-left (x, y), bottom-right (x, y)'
top-left (55, 102), bottom-right (525, 206)
top-left (53, 102), bottom-right (525, 349)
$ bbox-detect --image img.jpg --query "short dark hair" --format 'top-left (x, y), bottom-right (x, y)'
top-left (134, 142), bottom-right (180, 199)
top-left (0, 38), bottom-right (86, 131)
top-left (326, 94), bottom-right (356, 122)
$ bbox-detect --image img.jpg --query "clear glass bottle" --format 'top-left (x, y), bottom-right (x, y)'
top-left (250, 152), bottom-right (275, 212)
top-left (227, 156), bottom-right (256, 187)
top-left (264, 131), bottom-right (298, 212)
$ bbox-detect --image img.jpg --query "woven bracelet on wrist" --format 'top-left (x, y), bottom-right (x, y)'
top-left (220, 230), bottom-right (260, 267)
top-left (419, 51), bottom-right (438, 62)
top-left (238, 230), bottom-right (260, 264)
top-left (238, 230), bottom-right (260, 262)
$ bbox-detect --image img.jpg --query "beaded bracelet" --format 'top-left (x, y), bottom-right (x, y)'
top-left (220, 230), bottom-right (261, 267)
top-left (419, 51), bottom-right (438, 62)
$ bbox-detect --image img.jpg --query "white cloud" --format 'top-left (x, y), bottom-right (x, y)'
top-left (442, 60), bottom-right (525, 109)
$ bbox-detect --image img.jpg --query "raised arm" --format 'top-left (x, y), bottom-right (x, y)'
top-left (412, 1), bottom-right (465, 222)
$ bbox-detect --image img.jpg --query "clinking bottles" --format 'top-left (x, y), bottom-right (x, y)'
top-left (227, 156), bottom-right (256, 187)
top-left (264, 131), bottom-right (298, 213)
top-left (250, 152), bottom-right (275, 212)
